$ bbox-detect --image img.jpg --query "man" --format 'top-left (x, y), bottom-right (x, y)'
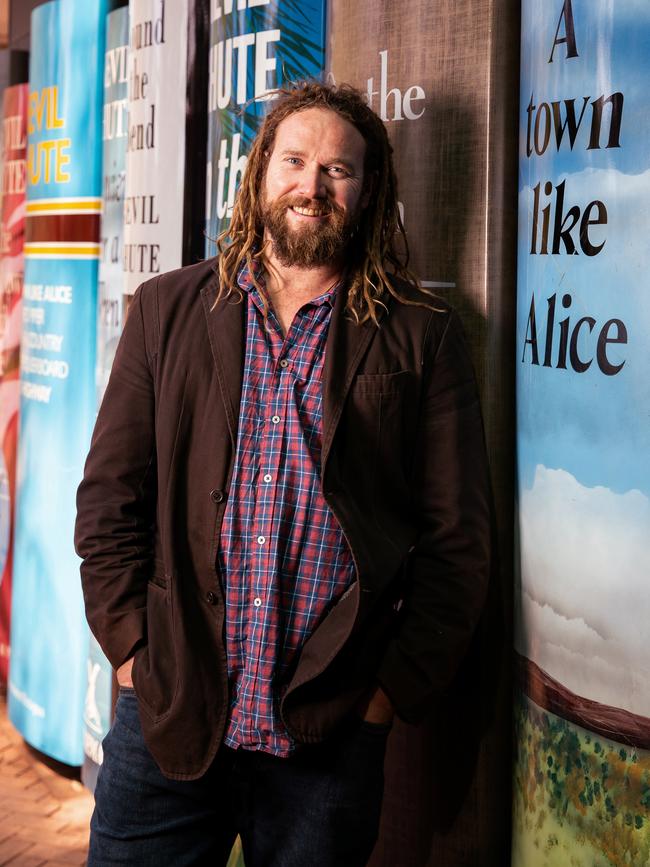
top-left (75, 82), bottom-right (491, 866)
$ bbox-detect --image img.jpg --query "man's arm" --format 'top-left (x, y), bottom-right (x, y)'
top-left (75, 282), bottom-right (158, 671)
top-left (376, 308), bottom-right (492, 723)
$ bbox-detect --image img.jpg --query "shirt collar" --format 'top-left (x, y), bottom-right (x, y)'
top-left (236, 258), bottom-right (342, 309)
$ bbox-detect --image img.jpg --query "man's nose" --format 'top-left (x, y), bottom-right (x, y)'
top-left (298, 165), bottom-right (327, 199)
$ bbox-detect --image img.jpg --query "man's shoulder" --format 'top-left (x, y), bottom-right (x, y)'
top-left (385, 273), bottom-right (454, 333)
top-left (378, 274), bottom-right (469, 368)
top-left (137, 257), bottom-right (220, 305)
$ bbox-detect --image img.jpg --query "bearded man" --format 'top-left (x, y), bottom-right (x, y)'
top-left (75, 82), bottom-right (491, 866)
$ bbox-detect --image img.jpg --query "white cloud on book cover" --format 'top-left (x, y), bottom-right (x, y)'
top-left (516, 464), bottom-right (650, 718)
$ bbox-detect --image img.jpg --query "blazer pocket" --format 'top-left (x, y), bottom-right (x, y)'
top-left (346, 372), bottom-right (414, 467)
top-left (349, 372), bottom-right (416, 541)
top-left (352, 370), bottom-right (411, 397)
top-left (132, 577), bottom-right (179, 722)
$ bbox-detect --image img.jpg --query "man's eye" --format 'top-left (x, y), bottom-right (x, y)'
top-left (327, 165), bottom-right (348, 177)
top-left (286, 157), bottom-right (302, 166)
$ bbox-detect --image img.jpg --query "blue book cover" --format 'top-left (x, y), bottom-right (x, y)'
top-left (10, 0), bottom-right (109, 766)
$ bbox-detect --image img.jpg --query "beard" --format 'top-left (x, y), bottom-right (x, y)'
top-left (260, 192), bottom-right (358, 268)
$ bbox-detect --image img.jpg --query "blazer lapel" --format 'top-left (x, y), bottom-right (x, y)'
top-left (322, 285), bottom-right (379, 471)
top-left (201, 272), bottom-right (382, 461)
top-left (201, 281), bottom-right (246, 449)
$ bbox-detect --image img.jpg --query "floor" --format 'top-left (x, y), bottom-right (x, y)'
top-left (0, 690), bottom-right (92, 866)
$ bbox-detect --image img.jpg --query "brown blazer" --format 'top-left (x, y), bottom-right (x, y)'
top-left (75, 258), bottom-right (491, 780)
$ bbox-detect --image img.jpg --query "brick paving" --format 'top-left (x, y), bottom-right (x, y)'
top-left (0, 689), bottom-right (92, 866)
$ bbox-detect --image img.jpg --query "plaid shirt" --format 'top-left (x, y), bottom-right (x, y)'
top-left (218, 262), bottom-right (356, 757)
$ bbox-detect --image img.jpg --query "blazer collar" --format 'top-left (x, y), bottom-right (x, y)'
top-left (201, 278), bottom-right (246, 449)
top-left (321, 281), bottom-right (382, 470)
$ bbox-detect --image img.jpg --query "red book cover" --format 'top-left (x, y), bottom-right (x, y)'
top-left (0, 82), bottom-right (28, 683)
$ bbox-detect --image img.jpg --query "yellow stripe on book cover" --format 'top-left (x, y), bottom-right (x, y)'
top-left (24, 242), bottom-right (101, 259)
top-left (26, 198), bottom-right (102, 215)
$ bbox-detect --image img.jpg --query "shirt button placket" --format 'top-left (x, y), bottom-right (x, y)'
top-left (250, 340), bottom-right (289, 716)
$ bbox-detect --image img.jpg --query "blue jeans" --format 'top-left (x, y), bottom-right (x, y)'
top-left (89, 688), bottom-right (390, 866)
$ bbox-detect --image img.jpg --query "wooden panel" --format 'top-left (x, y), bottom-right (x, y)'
top-left (0, 0), bottom-right (8, 48)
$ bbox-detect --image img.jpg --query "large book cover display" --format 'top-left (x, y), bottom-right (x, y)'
top-left (124, 0), bottom-right (209, 296)
top-left (0, 80), bottom-right (28, 685)
top-left (513, 2), bottom-right (650, 864)
top-left (124, 0), bottom-right (188, 295)
top-left (9, 0), bottom-right (109, 765)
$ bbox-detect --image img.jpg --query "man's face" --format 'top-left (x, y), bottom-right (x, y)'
top-left (260, 107), bottom-right (369, 269)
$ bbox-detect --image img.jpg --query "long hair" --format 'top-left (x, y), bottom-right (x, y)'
top-left (215, 81), bottom-right (429, 324)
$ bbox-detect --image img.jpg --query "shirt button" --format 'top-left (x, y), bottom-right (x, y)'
top-left (206, 591), bottom-right (218, 605)
top-left (210, 489), bottom-right (225, 503)
top-left (253, 597), bottom-right (262, 607)
top-left (271, 415), bottom-right (280, 424)
top-left (257, 535), bottom-right (266, 545)
top-left (263, 473), bottom-right (272, 483)
top-left (279, 359), bottom-right (289, 369)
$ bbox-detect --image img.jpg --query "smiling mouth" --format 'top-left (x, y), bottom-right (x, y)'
top-left (290, 205), bottom-right (330, 217)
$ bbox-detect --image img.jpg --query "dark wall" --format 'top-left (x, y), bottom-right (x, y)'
top-left (9, 0), bottom-right (41, 51)
top-left (0, 0), bottom-right (36, 92)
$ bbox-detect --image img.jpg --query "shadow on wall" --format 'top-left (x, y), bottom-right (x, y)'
top-left (374, 550), bottom-right (505, 866)
top-left (370, 86), bottom-right (515, 866)
top-left (391, 96), bottom-right (489, 374)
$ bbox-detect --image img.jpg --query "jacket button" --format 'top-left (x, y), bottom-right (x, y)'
top-left (206, 591), bottom-right (218, 605)
top-left (210, 489), bottom-right (225, 503)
